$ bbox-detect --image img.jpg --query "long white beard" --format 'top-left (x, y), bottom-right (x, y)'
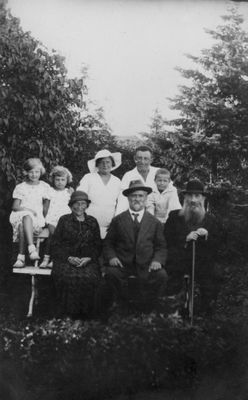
top-left (179, 200), bottom-right (206, 228)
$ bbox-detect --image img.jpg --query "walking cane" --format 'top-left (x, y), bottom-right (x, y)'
top-left (190, 240), bottom-right (196, 326)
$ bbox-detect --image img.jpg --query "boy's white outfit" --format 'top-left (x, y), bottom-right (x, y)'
top-left (146, 182), bottom-right (182, 223)
top-left (115, 166), bottom-right (159, 215)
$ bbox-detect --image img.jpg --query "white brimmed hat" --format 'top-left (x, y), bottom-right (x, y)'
top-left (87, 149), bottom-right (122, 173)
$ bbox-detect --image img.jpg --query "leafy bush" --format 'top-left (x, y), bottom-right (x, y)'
top-left (207, 181), bottom-right (248, 262)
top-left (0, 312), bottom-right (238, 400)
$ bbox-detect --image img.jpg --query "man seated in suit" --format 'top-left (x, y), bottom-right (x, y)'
top-left (164, 179), bottom-right (224, 314)
top-left (103, 180), bottom-right (167, 309)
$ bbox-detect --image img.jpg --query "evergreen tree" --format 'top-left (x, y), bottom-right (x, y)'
top-left (155, 8), bottom-right (248, 184)
top-left (142, 109), bottom-right (183, 182)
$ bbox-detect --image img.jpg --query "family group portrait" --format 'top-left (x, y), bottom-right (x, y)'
top-left (1, 0), bottom-right (248, 399)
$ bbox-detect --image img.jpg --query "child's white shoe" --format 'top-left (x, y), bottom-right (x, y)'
top-left (28, 244), bottom-right (40, 261)
top-left (13, 255), bottom-right (25, 268)
top-left (47, 261), bottom-right (53, 269)
top-left (29, 250), bottom-right (40, 261)
top-left (39, 255), bottom-right (50, 268)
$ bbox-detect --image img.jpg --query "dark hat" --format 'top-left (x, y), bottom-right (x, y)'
top-left (181, 179), bottom-right (208, 196)
top-left (69, 191), bottom-right (91, 207)
top-left (123, 180), bottom-right (152, 197)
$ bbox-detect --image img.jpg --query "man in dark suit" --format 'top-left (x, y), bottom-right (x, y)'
top-left (103, 180), bottom-right (167, 308)
top-left (164, 179), bottom-right (224, 314)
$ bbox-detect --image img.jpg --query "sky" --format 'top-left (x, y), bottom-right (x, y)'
top-left (7, 0), bottom-right (248, 136)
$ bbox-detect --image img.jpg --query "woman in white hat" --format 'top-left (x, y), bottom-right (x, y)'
top-left (77, 149), bottom-right (122, 238)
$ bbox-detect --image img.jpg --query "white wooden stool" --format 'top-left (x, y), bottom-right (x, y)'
top-left (13, 228), bottom-right (51, 317)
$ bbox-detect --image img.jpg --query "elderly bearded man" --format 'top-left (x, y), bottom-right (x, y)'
top-left (103, 180), bottom-right (167, 309)
top-left (164, 179), bottom-right (223, 314)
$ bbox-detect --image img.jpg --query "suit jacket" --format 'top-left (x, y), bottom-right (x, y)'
top-left (103, 210), bottom-right (167, 277)
top-left (164, 210), bottom-right (225, 279)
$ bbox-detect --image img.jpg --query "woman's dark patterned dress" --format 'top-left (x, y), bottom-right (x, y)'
top-left (51, 213), bottom-right (102, 316)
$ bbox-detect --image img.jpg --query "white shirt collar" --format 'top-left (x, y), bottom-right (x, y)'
top-left (154, 181), bottom-right (174, 194)
top-left (128, 208), bottom-right (145, 222)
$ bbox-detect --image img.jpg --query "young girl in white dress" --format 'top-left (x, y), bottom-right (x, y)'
top-left (39, 166), bottom-right (73, 268)
top-left (10, 158), bottom-right (51, 268)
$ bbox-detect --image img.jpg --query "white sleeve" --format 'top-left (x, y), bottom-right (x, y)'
top-left (146, 193), bottom-right (155, 215)
top-left (12, 184), bottom-right (24, 200)
top-left (115, 171), bottom-right (131, 215)
top-left (77, 174), bottom-right (90, 193)
top-left (168, 190), bottom-right (182, 212)
top-left (115, 193), bottom-right (129, 216)
top-left (42, 182), bottom-right (52, 200)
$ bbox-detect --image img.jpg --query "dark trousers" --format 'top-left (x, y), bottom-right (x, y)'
top-left (167, 261), bottom-right (220, 314)
top-left (105, 266), bottom-right (168, 307)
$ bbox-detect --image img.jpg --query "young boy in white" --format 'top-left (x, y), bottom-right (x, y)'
top-left (146, 168), bottom-right (181, 223)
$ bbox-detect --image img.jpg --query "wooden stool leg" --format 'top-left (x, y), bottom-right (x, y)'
top-left (27, 275), bottom-right (36, 317)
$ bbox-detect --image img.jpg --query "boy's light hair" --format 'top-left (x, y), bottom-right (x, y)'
top-left (23, 158), bottom-right (46, 176)
top-left (155, 168), bottom-right (171, 180)
top-left (50, 165), bottom-right (73, 186)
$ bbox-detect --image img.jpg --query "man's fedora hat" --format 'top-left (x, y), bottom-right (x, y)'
top-left (87, 149), bottom-right (122, 173)
top-left (123, 180), bottom-right (152, 197)
top-left (182, 179), bottom-right (209, 196)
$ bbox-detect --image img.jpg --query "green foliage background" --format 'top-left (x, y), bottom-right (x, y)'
top-left (144, 8), bottom-right (248, 187)
top-left (0, 2), bottom-right (117, 190)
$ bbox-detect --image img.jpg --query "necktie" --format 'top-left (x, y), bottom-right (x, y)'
top-left (132, 213), bottom-right (140, 240)
top-left (131, 213), bottom-right (140, 269)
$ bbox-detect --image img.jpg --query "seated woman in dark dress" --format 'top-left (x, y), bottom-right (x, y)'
top-left (51, 191), bottom-right (102, 318)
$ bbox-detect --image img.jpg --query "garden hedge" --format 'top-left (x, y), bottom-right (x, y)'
top-left (0, 311), bottom-right (239, 400)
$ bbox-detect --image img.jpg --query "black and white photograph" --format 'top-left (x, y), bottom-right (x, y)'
top-left (1, 0), bottom-right (248, 399)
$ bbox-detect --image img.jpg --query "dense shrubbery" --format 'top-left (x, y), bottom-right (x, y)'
top-left (0, 312), bottom-right (238, 400)
top-left (207, 181), bottom-right (248, 261)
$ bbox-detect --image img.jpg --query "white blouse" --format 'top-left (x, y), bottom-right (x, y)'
top-left (46, 187), bottom-right (72, 226)
top-left (11, 181), bottom-right (51, 221)
top-left (77, 172), bottom-right (121, 238)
